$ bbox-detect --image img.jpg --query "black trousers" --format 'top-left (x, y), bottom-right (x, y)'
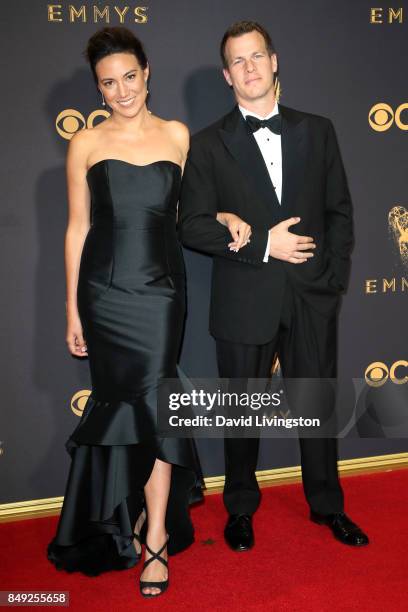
top-left (216, 280), bottom-right (344, 517)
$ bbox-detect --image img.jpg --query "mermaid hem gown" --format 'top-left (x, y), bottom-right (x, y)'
top-left (47, 160), bottom-right (203, 576)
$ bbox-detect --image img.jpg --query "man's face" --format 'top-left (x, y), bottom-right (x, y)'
top-left (223, 31), bottom-right (277, 105)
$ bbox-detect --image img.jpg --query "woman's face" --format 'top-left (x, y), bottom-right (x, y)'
top-left (95, 52), bottom-right (149, 117)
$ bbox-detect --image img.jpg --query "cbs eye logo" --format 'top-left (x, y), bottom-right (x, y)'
top-left (368, 103), bottom-right (408, 132)
top-left (56, 109), bottom-right (110, 140)
top-left (71, 389), bottom-right (91, 416)
top-left (365, 360), bottom-right (408, 387)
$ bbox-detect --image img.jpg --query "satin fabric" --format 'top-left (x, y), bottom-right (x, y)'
top-left (47, 160), bottom-right (203, 576)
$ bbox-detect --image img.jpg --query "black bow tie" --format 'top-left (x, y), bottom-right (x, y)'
top-left (245, 114), bottom-right (282, 135)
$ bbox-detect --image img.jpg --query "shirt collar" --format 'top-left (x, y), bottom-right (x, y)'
top-left (239, 101), bottom-right (279, 121)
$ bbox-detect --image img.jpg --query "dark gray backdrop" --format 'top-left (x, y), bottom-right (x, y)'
top-left (1, 0), bottom-right (407, 505)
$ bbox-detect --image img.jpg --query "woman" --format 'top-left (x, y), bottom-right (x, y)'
top-left (47, 26), bottom-right (203, 598)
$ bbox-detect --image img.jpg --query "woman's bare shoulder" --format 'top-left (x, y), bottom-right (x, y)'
top-left (163, 118), bottom-right (189, 139)
top-left (159, 119), bottom-right (190, 156)
top-left (67, 126), bottom-right (106, 165)
top-left (68, 126), bottom-right (99, 150)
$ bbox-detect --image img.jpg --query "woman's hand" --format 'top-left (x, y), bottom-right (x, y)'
top-left (216, 212), bottom-right (252, 252)
top-left (66, 308), bottom-right (88, 357)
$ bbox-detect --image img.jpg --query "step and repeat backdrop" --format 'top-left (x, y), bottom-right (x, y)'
top-left (1, 0), bottom-right (407, 505)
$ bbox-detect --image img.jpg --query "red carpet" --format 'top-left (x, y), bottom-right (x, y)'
top-left (1, 469), bottom-right (408, 611)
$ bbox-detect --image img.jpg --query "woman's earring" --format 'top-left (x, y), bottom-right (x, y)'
top-left (145, 80), bottom-right (149, 94)
top-left (101, 92), bottom-right (106, 107)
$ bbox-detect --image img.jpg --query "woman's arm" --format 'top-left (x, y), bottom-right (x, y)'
top-left (178, 137), bottom-right (267, 266)
top-left (64, 131), bottom-right (91, 357)
top-left (216, 212), bottom-right (252, 251)
top-left (169, 120), bottom-right (190, 222)
top-left (170, 122), bottom-right (254, 255)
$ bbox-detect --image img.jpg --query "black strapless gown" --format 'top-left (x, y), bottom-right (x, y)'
top-left (47, 159), bottom-right (203, 576)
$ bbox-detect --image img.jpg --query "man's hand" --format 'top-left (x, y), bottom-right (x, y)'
top-left (269, 217), bottom-right (316, 263)
top-left (216, 212), bottom-right (252, 251)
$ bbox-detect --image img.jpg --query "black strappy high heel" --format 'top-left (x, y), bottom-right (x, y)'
top-left (133, 508), bottom-right (146, 562)
top-left (133, 532), bottom-right (142, 562)
top-left (139, 537), bottom-right (169, 598)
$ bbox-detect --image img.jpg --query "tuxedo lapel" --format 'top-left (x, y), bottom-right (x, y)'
top-left (218, 107), bottom-right (281, 218)
top-left (279, 104), bottom-right (308, 216)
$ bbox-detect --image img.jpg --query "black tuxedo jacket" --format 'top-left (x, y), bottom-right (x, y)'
top-left (178, 105), bottom-right (353, 344)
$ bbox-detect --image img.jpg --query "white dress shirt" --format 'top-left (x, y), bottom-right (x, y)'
top-left (239, 103), bottom-right (282, 262)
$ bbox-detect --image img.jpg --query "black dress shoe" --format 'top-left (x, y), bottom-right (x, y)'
top-left (224, 514), bottom-right (254, 551)
top-left (310, 511), bottom-right (369, 546)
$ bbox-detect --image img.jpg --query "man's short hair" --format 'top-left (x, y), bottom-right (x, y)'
top-left (220, 20), bottom-right (276, 68)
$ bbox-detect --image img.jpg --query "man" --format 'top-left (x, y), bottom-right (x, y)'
top-left (179, 21), bottom-right (368, 550)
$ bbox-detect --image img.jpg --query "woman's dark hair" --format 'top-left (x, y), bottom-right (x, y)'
top-left (220, 20), bottom-right (276, 68)
top-left (85, 26), bottom-right (148, 82)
